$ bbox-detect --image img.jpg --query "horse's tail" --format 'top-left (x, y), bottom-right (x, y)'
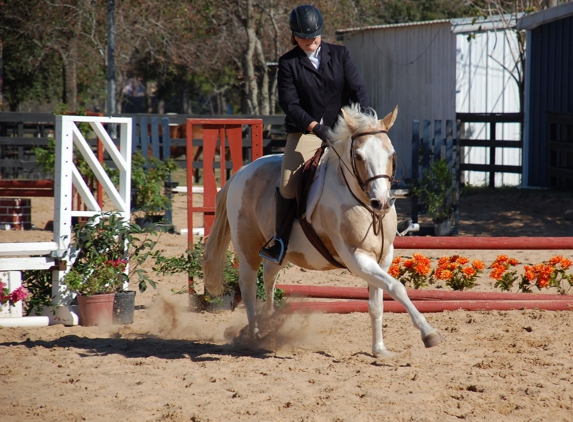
top-left (203, 180), bottom-right (232, 296)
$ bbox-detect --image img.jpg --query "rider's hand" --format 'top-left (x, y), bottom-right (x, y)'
top-left (312, 124), bottom-right (334, 144)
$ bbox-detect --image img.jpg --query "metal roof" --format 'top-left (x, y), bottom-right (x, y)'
top-left (517, 1), bottom-right (573, 30)
top-left (335, 14), bottom-right (522, 41)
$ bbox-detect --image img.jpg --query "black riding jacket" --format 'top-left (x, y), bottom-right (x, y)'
top-left (278, 41), bottom-right (370, 134)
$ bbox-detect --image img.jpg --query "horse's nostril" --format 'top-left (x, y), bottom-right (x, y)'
top-left (370, 199), bottom-right (382, 210)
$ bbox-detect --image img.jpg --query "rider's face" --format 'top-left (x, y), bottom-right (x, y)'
top-left (294, 35), bottom-right (321, 54)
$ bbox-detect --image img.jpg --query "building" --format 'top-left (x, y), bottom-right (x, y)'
top-left (336, 15), bottom-right (523, 186)
top-left (518, 2), bottom-right (573, 189)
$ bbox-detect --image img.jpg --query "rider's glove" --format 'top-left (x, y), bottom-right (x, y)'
top-left (312, 124), bottom-right (334, 144)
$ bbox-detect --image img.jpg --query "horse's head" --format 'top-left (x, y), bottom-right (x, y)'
top-left (333, 104), bottom-right (398, 214)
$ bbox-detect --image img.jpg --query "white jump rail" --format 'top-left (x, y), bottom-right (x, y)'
top-left (0, 242), bottom-right (61, 327)
top-left (0, 116), bottom-right (132, 327)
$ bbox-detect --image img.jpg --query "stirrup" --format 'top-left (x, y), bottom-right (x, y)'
top-left (396, 218), bottom-right (413, 237)
top-left (259, 237), bottom-right (286, 264)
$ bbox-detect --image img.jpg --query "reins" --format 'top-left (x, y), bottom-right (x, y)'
top-left (331, 129), bottom-right (397, 238)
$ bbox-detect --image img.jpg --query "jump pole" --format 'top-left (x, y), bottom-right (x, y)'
top-left (279, 235), bottom-right (573, 313)
top-left (276, 284), bottom-right (572, 302)
top-left (394, 236), bottom-right (573, 250)
top-left (285, 299), bottom-right (573, 314)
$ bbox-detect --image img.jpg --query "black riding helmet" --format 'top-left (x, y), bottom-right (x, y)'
top-left (289, 5), bottom-right (323, 38)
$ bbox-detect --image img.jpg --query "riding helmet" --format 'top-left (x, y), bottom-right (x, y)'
top-left (289, 5), bottom-right (323, 38)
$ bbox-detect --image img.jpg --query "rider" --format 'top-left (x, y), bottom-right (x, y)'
top-left (259, 4), bottom-right (409, 265)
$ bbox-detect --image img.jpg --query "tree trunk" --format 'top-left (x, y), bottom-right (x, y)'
top-left (244, 0), bottom-right (259, 114)
top-left (255, 38), bottom-right (269, 115)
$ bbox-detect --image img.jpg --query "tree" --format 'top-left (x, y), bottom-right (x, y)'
top-left (466, 0), bottom-right (563, 113)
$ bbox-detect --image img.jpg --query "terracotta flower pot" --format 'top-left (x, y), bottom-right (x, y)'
top-left (77, 293), bottom-right (115, 326)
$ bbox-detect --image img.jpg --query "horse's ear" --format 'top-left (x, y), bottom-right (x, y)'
top-left (341, 108), bottom-right (358, 132)
top-left (381, 105), bottom-right (399, 131)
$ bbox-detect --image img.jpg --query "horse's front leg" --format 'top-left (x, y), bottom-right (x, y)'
top-left (354, 254), bottom-right (445, 349)
top-left (368, 251), bottom-right (395, 358)
top-left (368, 285), bottom-right (394, 358)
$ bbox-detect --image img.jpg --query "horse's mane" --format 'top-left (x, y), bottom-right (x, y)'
top-left (331, 103), bottom-right (379, 148)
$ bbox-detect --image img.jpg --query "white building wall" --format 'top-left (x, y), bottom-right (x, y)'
top-left (455, 29), bottom-right (522, 186)
top-left (339, 21), bottom-right (456, 184)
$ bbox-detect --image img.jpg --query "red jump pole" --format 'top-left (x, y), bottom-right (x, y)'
top-left (276, 284), bottom-right (572, 302)
top-left (285, 299), bottom-right (573, 314)
top-left (393, 236), bottom-right (573, 250)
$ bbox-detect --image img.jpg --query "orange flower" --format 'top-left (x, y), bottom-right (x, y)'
top-left (490, 267), bottom-right (505, 280)
top-left (523, 265), bottom-right (535, 281)
top-left (456, 256), bottom-right (470, 265)
top-left (417, 263), bottom-right (432, 276)
top-left (389, 262), bottom-right (401, 278)
top-left (548, 255), bottom-right (563, 266)
top-left (437, 269), bottom-right (453, 280)
top-left (561, 258), bottom-right (572, 269)
top-left (438, 256), bottom-right (450, 266)
top-left (509, 258), bottom-right (520, 266)
top-left (472, 260), bottom-right (485, 270)
top-left (463, 267), bottom-right (476, 277)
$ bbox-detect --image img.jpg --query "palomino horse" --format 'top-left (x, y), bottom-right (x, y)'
top-left (203, 104), bottom-right (444, 357)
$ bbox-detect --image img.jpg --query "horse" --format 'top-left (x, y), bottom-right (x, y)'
top-left (203, 104), bottom-right (445, 357)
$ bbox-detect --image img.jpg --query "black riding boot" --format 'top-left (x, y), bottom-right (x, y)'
top-left (259, 188), bottom-right (296, 265)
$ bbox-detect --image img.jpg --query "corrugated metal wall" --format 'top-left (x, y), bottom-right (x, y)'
top-left (456, 30), bottom-right (522, 186)
top-left (526, 14), bottom-right (573, 187)
top-left (339, 22), bottom-right (456, 183)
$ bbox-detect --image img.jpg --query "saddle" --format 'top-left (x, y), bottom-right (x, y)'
top-left (295, 147), bottom-right (346, 269)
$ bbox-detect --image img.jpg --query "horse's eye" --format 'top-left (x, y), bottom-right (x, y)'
top-left (355, 154), bottom-right (363, 161)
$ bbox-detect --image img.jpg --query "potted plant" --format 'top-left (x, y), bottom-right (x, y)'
top-left (64, 211), bottom-right (162, 325)
top-left (410, 158), bottom-right (457, 236)
top-left (131, 151), bottom-right (178, 228)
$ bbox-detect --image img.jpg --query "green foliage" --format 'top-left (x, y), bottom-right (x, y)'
top-left (64, 211), bottom-right (161, 295)
top-left (131, 151), bottom-right (178, 217)
top-left (255, 264), bottom-right (285, 305)
top-left (410, 159), bottom-right (456, 223)
top-left (32, 106), bottom-right (120, 185)
top-left (21, 270), bottom-right (54, 316)
top-left (155, 240), bottom-right (284, 304)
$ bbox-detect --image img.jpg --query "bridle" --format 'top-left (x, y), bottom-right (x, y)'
top-left (331, 129), bottom-right (397, 243)
top-left (350, 130), bottom-right (397, 193)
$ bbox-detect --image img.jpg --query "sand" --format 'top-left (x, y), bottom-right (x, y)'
top-left (1, 189), bottom-right (572, 421)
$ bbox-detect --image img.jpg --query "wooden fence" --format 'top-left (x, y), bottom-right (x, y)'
top-left (411, 119), bottom-right (460, 234)
top-left (0, 112), bottom-right (287, 180)
top-left (456, 112), bottom-right (523, 188)
top-left (547, 112), bottom-right (573, 189)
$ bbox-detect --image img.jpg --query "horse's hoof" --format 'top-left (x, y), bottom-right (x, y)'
top-left (423, 331), bottom-right (445, 348)
top-left (372, 348), bottom-right (395, 359)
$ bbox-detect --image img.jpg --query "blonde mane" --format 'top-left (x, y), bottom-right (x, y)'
top-left (331, 103), bottom-right (379, 148)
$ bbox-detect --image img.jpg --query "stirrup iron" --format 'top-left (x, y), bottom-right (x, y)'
top-left (259, 236), bottom-right (286, 265)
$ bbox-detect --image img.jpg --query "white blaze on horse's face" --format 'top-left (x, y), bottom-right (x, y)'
top-left (353, 134), bottom-right (396, 213)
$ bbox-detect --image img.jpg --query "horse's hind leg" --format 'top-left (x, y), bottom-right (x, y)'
top-left (238, 262), bottom-right (260, 330)
top-left (237, 258), bottom-right (281, 338)
top-left (262, 261), bottom-right (283, 315)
